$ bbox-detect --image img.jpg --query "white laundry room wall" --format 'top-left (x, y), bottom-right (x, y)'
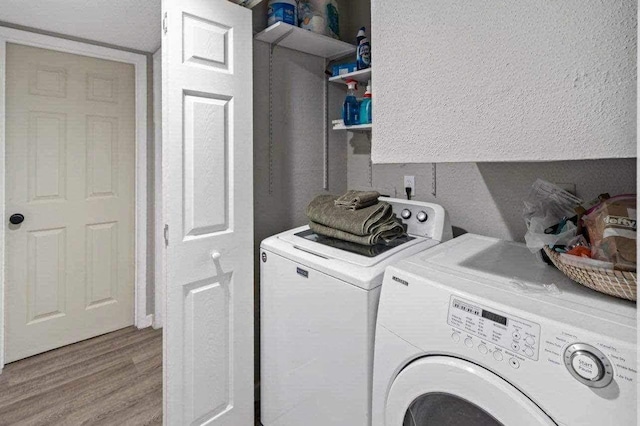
top-left (344, 0), bottom-right (637, 241)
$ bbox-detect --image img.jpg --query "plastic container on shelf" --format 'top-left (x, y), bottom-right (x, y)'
top-left (359, 80), bottom-right (372, 124)
top-left (267, 0), bottom-right (298, 26)
top-left (342, 79), bottom-right (359, 126)
top-left (298, 0), bottom-right (340, 39)
top-left (356, 27), bottom-right (371, 70)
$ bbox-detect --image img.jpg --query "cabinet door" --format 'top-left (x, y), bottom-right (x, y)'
top-left (371, 0), bottom-right (636, 163)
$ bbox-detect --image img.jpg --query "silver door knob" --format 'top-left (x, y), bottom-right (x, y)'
top-left (211, 251), bottom-right (221, 261)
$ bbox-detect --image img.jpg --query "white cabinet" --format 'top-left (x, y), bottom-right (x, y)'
top-left (371, 0), bottom-right (637, 163)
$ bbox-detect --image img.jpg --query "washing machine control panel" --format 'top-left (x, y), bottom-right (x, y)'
top-left (447, 297), bottom-right (541, 361)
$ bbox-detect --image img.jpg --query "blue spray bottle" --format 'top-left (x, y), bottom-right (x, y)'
top-left (342, 79), bottom-right (359, 126)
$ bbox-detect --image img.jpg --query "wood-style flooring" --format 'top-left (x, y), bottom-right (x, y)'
top-left (0, 326), bottom-right (162, 426)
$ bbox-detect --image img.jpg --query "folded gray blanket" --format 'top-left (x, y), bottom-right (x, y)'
top-left (306, 194), bottom-right (406, 245)
top-left (334, 190), bottom-right (380, 210)
top-left (309, 219), bottom-right (406, 246)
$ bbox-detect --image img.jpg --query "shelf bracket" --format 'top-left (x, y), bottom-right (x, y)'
top-left (270, 28), bottom-right (295, 51)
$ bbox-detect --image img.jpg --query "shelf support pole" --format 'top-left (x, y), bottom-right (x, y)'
top-left (323, 58), bottom-right (329, 191)
top-left (267, 29), bottom-right (294, 195)
top-left (431, 163), bottom-right (437, 197)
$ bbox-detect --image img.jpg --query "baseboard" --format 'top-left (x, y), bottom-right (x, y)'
top-left (137, 314), bottom-right (154, 329)
top-left (152, 316), bottom-right (163, 330)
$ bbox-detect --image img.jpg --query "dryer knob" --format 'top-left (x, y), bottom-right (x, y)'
top-left (416, 211), bottom-right (428, 222)
top-left (564, 343), bottom-right (613, 388)
top-left (401, 209), bottom-right (412, 219)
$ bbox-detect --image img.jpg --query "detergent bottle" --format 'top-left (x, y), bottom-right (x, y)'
top-left (359, 80), bottom-right (372, 124)
top-left (356, 27), bottom-right (371, 70)
top-left (342, 79), bottom-right (359, 126)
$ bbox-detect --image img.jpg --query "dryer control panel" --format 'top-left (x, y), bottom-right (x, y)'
top-left (447, 297), bottom-right (541, 361)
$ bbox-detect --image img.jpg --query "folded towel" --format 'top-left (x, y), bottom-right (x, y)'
top-left (334, 190), bottom-right (380, 210)
top-left (306, 194), bottom-right (407, 246)
top-left (309, 219), bottom-right (406, 246)
top-left (307, 195), bottom-right (391, 236)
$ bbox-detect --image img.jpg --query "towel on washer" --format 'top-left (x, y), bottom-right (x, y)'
top-left (306, 194), bottom-right (406, 245)
top-left (333, 190), bottom-right (380, 210)
top-left (308, 219), bottom-right (406, 246)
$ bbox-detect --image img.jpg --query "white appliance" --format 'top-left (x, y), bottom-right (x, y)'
top-left (260, 197), bottom-right (452, 426)
top-left (372, 234), bottom-right (637, 426)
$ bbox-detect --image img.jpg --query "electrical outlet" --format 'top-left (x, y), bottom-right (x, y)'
top-left (404, 175), bottom-right (415, 197)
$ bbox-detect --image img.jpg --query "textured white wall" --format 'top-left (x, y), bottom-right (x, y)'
top-left (371, 0), bottom-right (637, 163)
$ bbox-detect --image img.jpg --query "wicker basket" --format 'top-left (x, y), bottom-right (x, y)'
top-left (543, 247), bottom-right (637, 301)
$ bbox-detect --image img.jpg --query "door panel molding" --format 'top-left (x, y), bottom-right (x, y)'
top-left (163, 0), bottom-right (253, 424)
top-left (0, 25), bottom-right (149, 370)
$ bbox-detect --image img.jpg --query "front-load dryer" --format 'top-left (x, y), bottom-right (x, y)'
top-left (260, 197), bottom-right (452, 426)
top-left (372, 234), bottom-right (636, 426)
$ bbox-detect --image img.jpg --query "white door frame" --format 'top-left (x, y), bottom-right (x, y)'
top-left (0, 26), bottom-right (150, 369)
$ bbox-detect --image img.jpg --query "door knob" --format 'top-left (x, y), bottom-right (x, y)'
top-left (9, 214), bottom-right (24, 225)
top-left (211, 251), bottom-right (221, 261)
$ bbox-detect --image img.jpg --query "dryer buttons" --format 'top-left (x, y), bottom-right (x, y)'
top-left (493, 351), bottom-right (504, 361)
top-left (564, 343), bottom-right (613, 388)
top-left (464, 337), bottom-right (474, 348)
top-left (509, 358), bottom-right (520, 369)
top-left (451, 333), bottom-right (460, 343)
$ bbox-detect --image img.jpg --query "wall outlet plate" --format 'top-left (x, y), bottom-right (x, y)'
top-left (404, 175), bottom-right (415, 196)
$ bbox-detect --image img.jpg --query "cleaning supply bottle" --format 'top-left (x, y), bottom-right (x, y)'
top-left (356, 27), bottom-right (371, 70)
top-left (342, 79), bottom-right (359, 126)
top-left (267, 0), bottom-right (298, 26)
top-left (359, 81), bottom-right (372, 124)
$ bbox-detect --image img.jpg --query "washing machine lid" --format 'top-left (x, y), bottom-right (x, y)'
top-left (385, 356), bottom-right (555, 426)
top-left (402, 234), bottom-right (636, 330)
top-left (277, 226), bottom-right (436, 268)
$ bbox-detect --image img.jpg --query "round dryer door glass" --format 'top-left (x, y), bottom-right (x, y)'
top-left (402, 393), bottom-right (501, 426)
top-left (386, 357), bottom-right (555, 426)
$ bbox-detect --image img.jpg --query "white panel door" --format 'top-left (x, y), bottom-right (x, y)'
top-left (5, 44), bottom-right (136, 363)
top-left (162, 0), bottom-right (254, 424)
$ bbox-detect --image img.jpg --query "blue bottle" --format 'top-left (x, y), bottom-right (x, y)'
top-left (359, 81), bottom-right (372, 124)
top-left (343, 79), bottom-right (359, 126)
top-left (356, 27), bottom-right (371, 70)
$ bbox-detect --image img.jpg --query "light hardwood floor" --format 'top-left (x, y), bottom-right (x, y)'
top-left (0, 326), bottom-right (162, 425)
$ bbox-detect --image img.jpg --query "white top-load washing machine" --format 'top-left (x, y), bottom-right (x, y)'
top-left (372, 234), bottom-right (637, 426)
top-left (260, 197), bottom-right (452, 426)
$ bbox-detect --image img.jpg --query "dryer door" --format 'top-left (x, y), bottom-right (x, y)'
top-left (386, 356), bottom-right (556, 426)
